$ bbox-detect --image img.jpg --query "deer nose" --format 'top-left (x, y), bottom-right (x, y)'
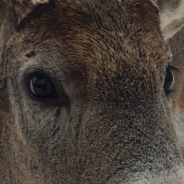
top-left (77, 110), bottom-right (184, 183)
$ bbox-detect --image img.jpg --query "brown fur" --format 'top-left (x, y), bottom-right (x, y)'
top-left (1, 0), bottom-right (184, 183)
top-left (169, 27), bottom-right (184, 160)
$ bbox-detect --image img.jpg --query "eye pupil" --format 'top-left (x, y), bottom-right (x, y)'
top-left (164, 67), bottom-right (174, 93)
top-left (30, 76), bottom-right (57, 98)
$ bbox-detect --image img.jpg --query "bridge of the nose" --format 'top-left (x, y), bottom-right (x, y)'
top-left (56, 1), bottom-right (181, 180)
top-left (76, 99), bottom-right (183, 183)
top-left (40, 0), bottom-right (167, 91)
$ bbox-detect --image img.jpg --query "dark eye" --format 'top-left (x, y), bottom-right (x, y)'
top-left (30, 76), bottom-right (57, 98)
top-left (164, 66), bottom-right (174, 93)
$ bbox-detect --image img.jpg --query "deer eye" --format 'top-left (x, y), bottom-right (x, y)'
top-left (30, 75), bottom-right (57, 98)
top-left (164, 66), bottom-right (174, 94)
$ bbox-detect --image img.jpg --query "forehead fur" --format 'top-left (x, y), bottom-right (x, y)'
top-left (14, 0), bottom-right (165, 66)
top-left (18, 0), bottom-right (159, 28)
top-left (3, 0), bottom-right (166, 99)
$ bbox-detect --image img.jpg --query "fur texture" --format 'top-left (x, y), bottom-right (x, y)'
top-left (1, 0), bottom-right (184, 183)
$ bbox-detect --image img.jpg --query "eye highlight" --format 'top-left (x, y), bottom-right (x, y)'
top-left (22, 70), bottom-right (59, 101)
top-left (30, 76), bottom-right (57, 98)
top-left (164, 66), bottom-right (174, 94)
top-left (22, 69), bottom-right (69, 105)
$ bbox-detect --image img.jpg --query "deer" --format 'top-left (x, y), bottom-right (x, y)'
top-left (1, 0), bottom-right (184, 183)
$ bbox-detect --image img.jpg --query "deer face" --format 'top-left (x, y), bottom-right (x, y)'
top-left (1, 0), bottom-right (184, 183)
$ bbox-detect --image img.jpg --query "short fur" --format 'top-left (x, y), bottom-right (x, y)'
top-left (1, 0), bottom-right (184, 183)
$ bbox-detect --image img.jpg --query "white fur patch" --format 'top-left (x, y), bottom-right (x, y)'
top-left (160, 0), bottom-right (184, 40)
top-left (30, 0), bottom-right (49, 5)
top-left (119, 166), bottom-right (184, 184)
top-left (160, 1), bottom-right (184, 30)
top-left (15, 0), bottom-right (49, 5)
